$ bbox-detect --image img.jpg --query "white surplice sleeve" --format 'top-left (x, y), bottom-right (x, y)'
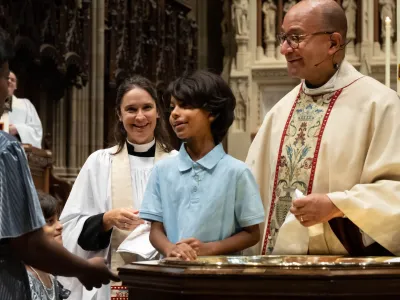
top-left (328, 88), bottom-right (400, 256)
top-left (13, 99), bottom-right (42, 148)
top-left (58, 149), bottom-right (112, 300)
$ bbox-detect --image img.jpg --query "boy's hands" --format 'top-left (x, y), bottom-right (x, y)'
top-left (165, 237), bottom-right (213, 261)
top-left (177, 238), bottom-right (212, 256)
top-left (165, 242), bottom-right (197, 261)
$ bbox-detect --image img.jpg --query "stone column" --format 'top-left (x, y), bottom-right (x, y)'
top-left (83, 85), bottom-right (90, 164)
top-left (90, 0), bottom-right (97, 153)
top-left (96, 0), bottom-right (105, 150)
top-left (53, 95), bottom-right (67, 172)
top-left (69, 87), bottom-right (78, 171)
top-left (236, 36), bottom-right (249, 71)
top-left (276, 0), bottom-right (285, 60)
top-left (373, 0), bottom-right (382, 56)
top-left (256, 0), bottom-right (264, 60)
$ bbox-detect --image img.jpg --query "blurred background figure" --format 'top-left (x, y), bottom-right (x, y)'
top-left (7, 71), bottom-right (42, 148)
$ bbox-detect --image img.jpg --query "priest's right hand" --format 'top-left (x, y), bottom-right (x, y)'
top-left (78, 257), bottom-right (120, 290)
top-left (103, 208), bottom-right (145, 232)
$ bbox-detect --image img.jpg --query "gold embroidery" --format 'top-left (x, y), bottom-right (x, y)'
top-left (265, 90), bottom-right (337, 254)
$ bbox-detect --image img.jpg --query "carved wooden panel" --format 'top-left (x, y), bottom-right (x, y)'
top-left (0, 0), bottom-right (91, 87)
top-left (105, 0), bottom-right (197, 91)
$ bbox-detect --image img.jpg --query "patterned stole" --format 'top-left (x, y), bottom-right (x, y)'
top-left (261, 85), bottom-right (343, 255)
top-left (110, 142), bottom-right (168, 299)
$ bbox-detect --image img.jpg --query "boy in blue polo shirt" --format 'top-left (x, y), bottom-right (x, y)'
top-left (140, 71), bottom-right (264, 260)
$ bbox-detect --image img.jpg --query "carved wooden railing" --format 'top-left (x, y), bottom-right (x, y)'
top-left (23, 144), bottom-right (71, 206)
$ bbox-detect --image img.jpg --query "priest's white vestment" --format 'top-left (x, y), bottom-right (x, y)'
top-left (9, 95), bottom-right (42, 148)
top-left (245, 61), bottom-right (400, 256)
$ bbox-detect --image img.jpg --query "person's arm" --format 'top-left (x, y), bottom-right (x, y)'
top-left (149, 221), bottom-right (175, 256)
top-left (9, 227), bottom-right (119, 290)
top-left (78, 208), bottom-right (144, 251)
top-left (78, 213), bottom-right (113, 251)
top-left (149, 222), bottom-right (197, 260)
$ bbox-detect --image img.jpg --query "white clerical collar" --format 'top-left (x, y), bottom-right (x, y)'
top-left (126, 138), bottom-right (155, 152)
top-left (302, 67), bottom-right (340, 95)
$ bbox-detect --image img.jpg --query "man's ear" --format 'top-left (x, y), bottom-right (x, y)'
top-left (328, 32), bottom-right (343, 54)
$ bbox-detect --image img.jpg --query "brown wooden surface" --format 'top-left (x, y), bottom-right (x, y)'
top-left (119, 261), bottom-right (400, 299)
top-left (23, 144), bottom-right (52, 193)
top-left (23, 144), bottom-right (72, 204)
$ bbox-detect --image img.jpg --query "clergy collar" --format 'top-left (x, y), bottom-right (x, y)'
top-left (126, 139), bottom-right (156, 157)
top-left (178, 143), bottom-right (225, 172)
top-left (301, 60), bottom-right (364, 96)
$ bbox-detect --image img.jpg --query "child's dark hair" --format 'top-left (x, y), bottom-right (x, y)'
top-left (37, 190), bottom-right (61, 220)
top-left (113, 75), bottom-right (174, 154)
top-left (164, 70), bottom-right (236, 144)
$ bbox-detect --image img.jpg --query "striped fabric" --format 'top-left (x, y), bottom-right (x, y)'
top-left (0, 131), bottom-right (45, 300)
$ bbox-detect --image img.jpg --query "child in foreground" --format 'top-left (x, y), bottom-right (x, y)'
top-left (25, 191), bottom-right (70, 300)
top-left (140, 71), bottom-right (265, 260)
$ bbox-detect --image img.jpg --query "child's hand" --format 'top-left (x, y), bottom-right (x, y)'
top-left (177, 238), bottom-right (210, 256)
top-left (166, 243), bottom-right (197, 261)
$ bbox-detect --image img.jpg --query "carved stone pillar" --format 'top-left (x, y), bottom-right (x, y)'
top-left (235, 36), bottom-right (249, 70)
top-left (343, 0), bottom-right (358, 60)
top-left (90, 0), bottom-right (97, 153)
top-left (53, 96), bottom-right (67, 172)
top-left (69, 87), bottom-right (78, 172)
top-left (228, 76), bottom-right (250, 161)
top-left (96, 0), bottom-right (105, 150)
top-left (256, 0), bottom-right (263, 60)
top-left (373, 0), bottom-right (382, 56)
top-left (276, 0), bottom-right (285, 60)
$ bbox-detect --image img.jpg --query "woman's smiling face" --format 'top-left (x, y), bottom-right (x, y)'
top-left (119, 87), bottom-right (159, 145)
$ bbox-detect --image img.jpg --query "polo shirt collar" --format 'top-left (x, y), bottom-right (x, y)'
top-left (178, 143), bottom-right (225, 172)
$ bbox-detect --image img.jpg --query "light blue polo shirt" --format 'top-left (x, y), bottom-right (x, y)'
top-left (140, 143), bottom-right (265, 244)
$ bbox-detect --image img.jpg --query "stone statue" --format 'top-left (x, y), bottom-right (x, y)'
top-left (380, 0), bottom-right (395, 39)
top-left (262, 0), bottom-right (277, 42)
top-left (232, 0), bottom-right (249, 36)
top-left (283, 0), bottom-right (297, 15)
top-left (342, 0), bottom-right (357, 40)
top-left (231, 79), bottom-right (248, 132)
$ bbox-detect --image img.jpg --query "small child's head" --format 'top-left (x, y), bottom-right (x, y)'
top-left (37, 190), bottom-right (63, 244)
top-left (165, 70), bottom-right (236, 145)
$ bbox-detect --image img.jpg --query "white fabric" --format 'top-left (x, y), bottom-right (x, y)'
top-left (302, 67), bottom-right (340, 95)
top-left (117, 222), bottom-right (157, 260)
top-left (273, 190), bottom-right (325, 254)
top-left (129, 156), bottom-right (154, 211)
top-left (8, 95), bottom-right (42, 148)
top-left (59, 145), bottom-right (177, 300)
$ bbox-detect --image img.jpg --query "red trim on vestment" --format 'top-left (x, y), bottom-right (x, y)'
top-left (261, 86), bottom-right (345, 255)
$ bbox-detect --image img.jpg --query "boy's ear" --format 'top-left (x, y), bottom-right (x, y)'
top-left (208, 113), bottom-right (218, 123)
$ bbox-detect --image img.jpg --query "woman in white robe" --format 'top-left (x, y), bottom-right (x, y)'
top-left (59, 76), bottom-right (176, 300)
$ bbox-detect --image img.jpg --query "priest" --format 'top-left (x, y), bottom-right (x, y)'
top-left (246, 0), bottom-right (400, 256)
top-left (7, 71), bottom-right (42, 148)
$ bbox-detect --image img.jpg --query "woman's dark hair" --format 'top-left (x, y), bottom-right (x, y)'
top-left (0, 28), bottom-right (14, 66)
top-left (164, 70), bottom-right (236, 144)
top-left (113, 75), bottom-right (174, 154)
top-left (37, 190), bottom-right (61, 220)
